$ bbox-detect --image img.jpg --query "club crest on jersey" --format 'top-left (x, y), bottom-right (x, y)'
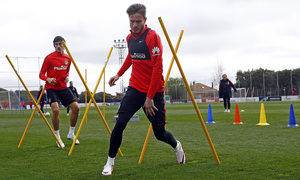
top-left (64, 60), bottom-right (68, 65)
top-left (152, 47), bottom-right (160, 56)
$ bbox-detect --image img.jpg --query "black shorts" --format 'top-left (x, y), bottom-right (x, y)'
top-left (46, 88), bottom-right (76, 107)
top-left (118, 86), bottom-right (166, 127)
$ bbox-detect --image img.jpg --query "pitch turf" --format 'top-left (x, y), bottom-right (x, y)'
top-left (1, 101), bottom-right (300, 179)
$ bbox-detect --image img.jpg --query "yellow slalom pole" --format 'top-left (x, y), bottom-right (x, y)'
top-left (165, 30), bottom-right (184, 86)
top-left (138, 124), bottom-right (152, 164)
top-left (158, 17), bottom-right (220, 164)
top-left (18, 85), bottom-right (46, 148)
top-left (103, 69), bottom-right (105, 118)
top-left (63, 44), bottom-right (122, 156)
top-left (5, 55), bottom-right (63, 149)
top-left (138, 30), bottom-right (184, 164)
top-left (85, 69), bottom-right (88, 123)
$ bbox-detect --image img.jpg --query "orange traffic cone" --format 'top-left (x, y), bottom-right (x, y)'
top-left (232, 104), bottom-right (244, 124)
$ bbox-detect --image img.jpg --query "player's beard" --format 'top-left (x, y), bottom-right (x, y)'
top-left (57, 47), bottom-right (64, 54)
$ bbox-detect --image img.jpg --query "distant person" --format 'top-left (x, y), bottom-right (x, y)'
top-left (3, 100), bottom-right (7, 109)
top-left (219, 74), bottom-right (237, 113)
top-left (102, 3), bottom-right (185, 176)
top-left (29, 100), bottom-right (33, 109)
top-left (21, 102), bottom-right (26, 109)
top-left (39, 36), bottom-right (80, 148)
top-left (67, 81), bottom-right (79, 116)
top-left (37, 85), bottom-right (46, 115)
top-left (292, 88), bottom-right (297, 95)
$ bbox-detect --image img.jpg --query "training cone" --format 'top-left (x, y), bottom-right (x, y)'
top-left (232, 104), bottom-right (244, 124)
top-left (286, 104), bottom-right (299, 127)
top-left (256, 103), bottom-right (270, 125)
top-left (206, 104), bottom-right (216, 124)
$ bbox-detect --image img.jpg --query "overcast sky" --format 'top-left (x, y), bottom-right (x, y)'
top-left (1, 0), bottom-right (300, 95)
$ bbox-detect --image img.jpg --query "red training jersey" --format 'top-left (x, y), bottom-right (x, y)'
top-left (39, 51), bottom-right (71, 90)
top-left (117, 25), bottom-right (164, 99)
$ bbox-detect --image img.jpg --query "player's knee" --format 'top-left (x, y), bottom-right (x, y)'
top-left (114, 113), bottom-right (131, 130)
top-left (52, 107), bottom-right (59, 114)
top-left (153, 126), bottom-right (166, 141)
top-left (72, 105), bottom-right (79, 113)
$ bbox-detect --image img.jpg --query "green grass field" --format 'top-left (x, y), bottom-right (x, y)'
top-left (1, 101), bottom-right (300, 179)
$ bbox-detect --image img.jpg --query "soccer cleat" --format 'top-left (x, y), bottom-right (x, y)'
top-left (228, 109), bottom-right (230, 113)
top-left (224, 109), bottom-right (227, 112)
top-left (67, 113), bottom-right (69, 116)
top-left (56, 138), bottom-right (65, 148)
top-left (67, 134), bottom-right (80, 145)
top-left (173, 140), bottom-right (186, 164)
top-left (102, 164), bottom-right (113, 175)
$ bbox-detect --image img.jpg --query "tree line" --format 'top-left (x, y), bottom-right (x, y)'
top-left (1, 67), bottom-right (299, 104)
top-left (236, 68), bottom-right (300, 96)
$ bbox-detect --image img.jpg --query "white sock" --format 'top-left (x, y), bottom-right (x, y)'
top-left (68, 126), bottom-right (75, 136)
top-left (54, 130), bottom-right (61, 139)
top-left (106, 156), bottom-right (115, 166)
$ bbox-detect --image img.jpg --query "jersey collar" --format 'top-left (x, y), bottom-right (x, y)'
top-left (130, 24), bottom-right (148, 39)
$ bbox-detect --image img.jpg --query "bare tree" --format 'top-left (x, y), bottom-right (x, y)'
top-left (212, 61), bottom-right (225, 90)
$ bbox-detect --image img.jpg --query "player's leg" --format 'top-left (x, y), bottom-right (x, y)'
top-left (51, 101), bottom-right (65, 148)
top-left (57, 88), bottom-right (80, 144)
top-left (68, 102), bottom-right (79, 126)
top-left (51, 102), bottom-right (60, 131)
top-left (67, 102), bottom-right (80, 144)
top-left (148, 92), bottom-right (186, 164)
top-left (47, 89), bottom-right (64, 148)
top-left (66, 106), bottom-right (70, 116)
top-left (223, 97), bottom-right (227, 112)
top-left (40, 102), bottom-right (45, 113)
top-left (102, 87), bottom-right (144, 175)
top-left (227, 97), bottom-right (231, 112)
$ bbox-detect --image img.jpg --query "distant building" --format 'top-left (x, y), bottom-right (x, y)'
top-left (191, 82), bottom-right (218, 99)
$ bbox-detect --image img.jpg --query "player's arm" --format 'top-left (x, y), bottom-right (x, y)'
top-left (74, 88), bottom-right (79, 99)
top-left (64, 58), bottom-right (71, 83)
top-left (143, 32), bottom-right (163, 117)
top-left (39, 57), bottom-right (56, 85)
top-left (230, 80), bottom-right (237, 92)
top-left (146, 32), bottom-right (163, 99)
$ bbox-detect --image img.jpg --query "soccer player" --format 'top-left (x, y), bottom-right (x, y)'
top-left (39, 36), bottom-right (80, 148)
top-left (36, 85), bottom-right (46, 115)
top-left (67, 81), bottom-right (79, 116)
top-left (219, 74), bottom-right (237, 113)
top-left (102, 3), bottom-right (185, 176)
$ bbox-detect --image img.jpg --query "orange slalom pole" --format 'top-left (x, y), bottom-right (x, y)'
top-left (138, 30), bottom-right (184, 164)
top-left (18, 85), bottom-right (46, 148)
top-left (158, 17), bottom-right (220, 164)
top-left (5, 55), bottom-right (63, 149)
top-left (63, 44), bottom-right (122, 156)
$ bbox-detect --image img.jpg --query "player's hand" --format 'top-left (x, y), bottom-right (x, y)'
top-left (109, 74), bottom-right (120, 87)
top-left (143, 97), bottom-right (158, 117)
top-left (64, 76), bottom-right (69, 83)
top-left (47, 78), bottom-right (56, 85)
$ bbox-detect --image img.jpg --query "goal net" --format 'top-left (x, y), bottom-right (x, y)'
top-left (231, 88), bottom-right (247, 102)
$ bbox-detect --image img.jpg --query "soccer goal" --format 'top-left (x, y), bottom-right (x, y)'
top-left (232, 88), bottom-right (247, 102)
